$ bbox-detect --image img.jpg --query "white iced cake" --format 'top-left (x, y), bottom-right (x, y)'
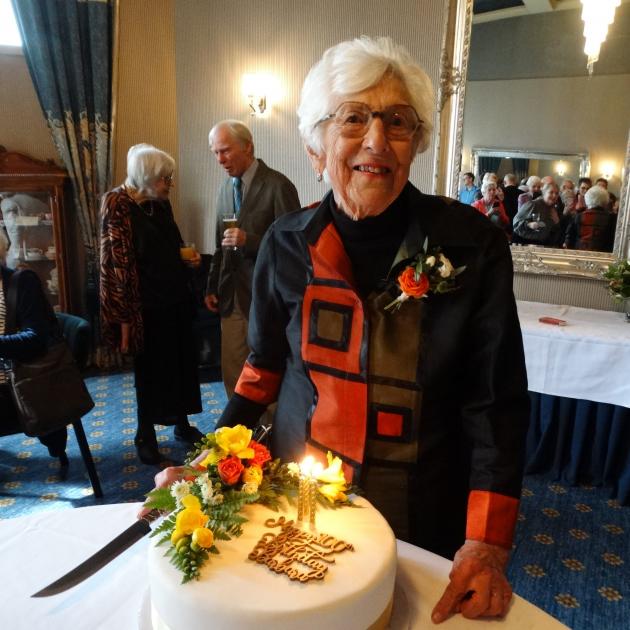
top-left (148, 497), bottom-right (397, 630)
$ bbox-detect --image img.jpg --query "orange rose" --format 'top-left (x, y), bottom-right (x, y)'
top-left (398, 267), bottom-right (429, 298)
top-left (248, 440), bottom-right (271, 467)
top-left (217, 455), bottom-right (244, 485)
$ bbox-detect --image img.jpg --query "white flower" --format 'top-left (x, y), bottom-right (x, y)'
top-left (196, 473), bottom-right (215, 504)
top-left (170, 480), bottom-right (192, 505)
top-left (425, 255), bottom-right (436, 268)
top-left (287, 462), bottom-right (300, 477)
top-left (438, 254), bottom-right (454, 278)
top-left (242, 482), bottom-right (259, 495)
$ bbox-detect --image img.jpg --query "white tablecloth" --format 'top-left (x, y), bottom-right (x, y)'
top-left (0, 503), bottom-right (565, 629)
top-left (517, 300), bottom-right (630, 408)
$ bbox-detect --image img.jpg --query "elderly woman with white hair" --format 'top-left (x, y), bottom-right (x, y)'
top-left (0, 230), bottom-right (68, 462)
top-left (471, 180), bottom-right (510, 230)
top-left (100, 144), bottom-right (204, 465)
top-left (564, 185), bottom-right (616, 251)
top-left (517, 175), bottom-right (542, 209)
top-left (151, 37), bottom-right (529, 623)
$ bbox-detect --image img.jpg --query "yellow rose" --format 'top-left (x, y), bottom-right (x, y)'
top-left (175, 507), bottom-right (208, 535)
top-left (316, 452), bottom-right (347, 486)
top-left (198, 447), bottom-right (227, 469)
top-left (170, 528), bottom-right (186, 545)
top-left (318, 483), bottom-right (348, 503)
top-left (215, 425), bottom-right (255, 459)
top-left (181, 494), bottom-right (201, 510)
top-left (192, 527), bottom-right (214, 549)
top-left (241, 465), bottom-right (263, 485)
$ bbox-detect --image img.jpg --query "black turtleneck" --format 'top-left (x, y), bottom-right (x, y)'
top-left (330, 195), bottom-right (408, 298)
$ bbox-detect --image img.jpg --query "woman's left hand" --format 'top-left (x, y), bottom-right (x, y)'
top-left (431, 540), bottom-right (512, 624)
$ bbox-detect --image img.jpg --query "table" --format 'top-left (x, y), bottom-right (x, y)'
top-left (0, 503), bottom-right (565, 629)
top-left (517, 300), bottom-right (630, 408)
top-left (517, 301), bottom-right (630, 504)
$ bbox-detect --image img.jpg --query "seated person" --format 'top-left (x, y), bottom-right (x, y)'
top-left (0, 231), bottom-right (67, 460)
top-left (564, 185), bottom-right (616, 252)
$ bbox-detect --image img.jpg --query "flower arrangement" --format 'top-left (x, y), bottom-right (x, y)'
top-left (143, 425), bottom-right (353, 583)
top-left (603, 260), bottom-right (630, 301)
top-left (385, 238), bottom-right (465, 312)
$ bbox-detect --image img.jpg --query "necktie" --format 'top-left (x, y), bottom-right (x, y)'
top-left (233, 177), bottom-right (243, 217)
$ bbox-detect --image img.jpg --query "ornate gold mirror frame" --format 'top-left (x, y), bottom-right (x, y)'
top-left (433, 0), bottom-right (629, 280)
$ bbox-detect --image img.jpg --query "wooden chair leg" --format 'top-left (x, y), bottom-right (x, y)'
top-left (72, 420), bottom-right (103, 498)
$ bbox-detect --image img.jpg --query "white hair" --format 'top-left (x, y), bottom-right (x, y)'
top-left (584, 185), bottom-right (610, 209)
top-left (0, 229), bottom-right (8, 262)
top-left (482, 172), bottom-right (498, 184)
top-left (481, 180), bottom-right (497, 195)
top-left (526, 175), bottom-right (542, 188)
top-left (297, 36), bottom-right (434, 155)
top-left (208, 119), bottom-right (254, 152)
top-left (542, 182), bottom-right (559, 195)
top-left (124, 144), bottom-right (175, 197)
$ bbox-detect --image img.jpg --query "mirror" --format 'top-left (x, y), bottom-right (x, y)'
top-left (445, 0), bottom-right (630, 279)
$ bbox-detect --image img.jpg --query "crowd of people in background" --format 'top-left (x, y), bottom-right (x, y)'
top-left (458, 171), bottom-right (618, 251)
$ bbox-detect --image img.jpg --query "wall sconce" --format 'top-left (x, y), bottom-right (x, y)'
top-left (601, 161), bottom-right (616, 180)
top-left (556, 162), bottom-right (567, 177)
top-left (242, 73), bottom-right (279, 116)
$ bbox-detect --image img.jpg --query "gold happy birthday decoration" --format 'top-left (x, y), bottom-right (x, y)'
top-left (248, 516), bottom-right (354, 583)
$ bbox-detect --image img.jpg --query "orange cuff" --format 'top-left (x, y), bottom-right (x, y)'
top-left (235, 361), bottom-right (283, 405)
top-left (466, 490), bottom-right (520, 549)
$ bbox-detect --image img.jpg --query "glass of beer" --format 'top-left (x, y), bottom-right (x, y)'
top-left (180, 242), bottom-right (196, 261)
top-left (222, 213), bottom-right (239, 250)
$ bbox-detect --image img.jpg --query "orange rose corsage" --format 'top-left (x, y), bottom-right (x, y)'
top-left (385, 238), bottom-right (465, 312)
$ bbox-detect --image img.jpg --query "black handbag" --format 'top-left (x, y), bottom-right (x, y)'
top-left (5, 271), bottom-right (94, 437)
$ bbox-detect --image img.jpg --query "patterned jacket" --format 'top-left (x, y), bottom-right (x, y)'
top-left (218, 183), bottom-right (529, 555)
top-left (99, 186), bottom-right (143, 354)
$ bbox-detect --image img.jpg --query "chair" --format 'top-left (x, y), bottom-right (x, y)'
top-left (54, 312), bottom-right (103, 497)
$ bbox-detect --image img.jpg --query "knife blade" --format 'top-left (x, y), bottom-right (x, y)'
top-left (32, 510), bottom-right (161, 597)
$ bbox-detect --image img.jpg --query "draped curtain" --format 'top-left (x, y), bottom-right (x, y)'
top-left (511, 158), bottom-right (530, 183)
top-left (12, 0), bottom-right (114, 366)
top-left (478, 157), bottom-right (502, 180)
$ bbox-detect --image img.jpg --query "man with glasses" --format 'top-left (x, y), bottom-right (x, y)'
top-left (205, 120), bottom-right (299, 399)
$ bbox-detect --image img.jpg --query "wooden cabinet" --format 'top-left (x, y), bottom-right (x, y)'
top-left (0, 147), bottom-right (73, 311)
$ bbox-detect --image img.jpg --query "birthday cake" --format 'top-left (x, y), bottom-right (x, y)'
top-left (147, 497), bottom-right (397, 630)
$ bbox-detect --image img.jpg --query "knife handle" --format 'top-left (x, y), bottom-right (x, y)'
top-left (140, 509), bottom-right (162, 526)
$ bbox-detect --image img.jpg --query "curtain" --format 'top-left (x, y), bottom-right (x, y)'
top-left (12, 0), bottom-right (115, 366)
top-left (511, 158), bottom-right (530, 183)
top-left (478, 157), bottom-right (502, 180)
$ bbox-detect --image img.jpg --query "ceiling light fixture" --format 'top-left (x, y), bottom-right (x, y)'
top-left (580, 0), bottom-right (621, 75)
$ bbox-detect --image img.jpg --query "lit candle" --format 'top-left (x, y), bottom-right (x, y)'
top-left (297, 457), bottom-right (315, 524)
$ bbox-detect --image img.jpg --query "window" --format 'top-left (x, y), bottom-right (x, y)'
top-left (0, 0), bottom-right (22, 49)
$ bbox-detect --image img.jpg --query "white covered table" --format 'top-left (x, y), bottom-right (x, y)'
top-left (517, 301), bottom-right (630, 505)
top-left (0, 503), bottom-right (565, 629)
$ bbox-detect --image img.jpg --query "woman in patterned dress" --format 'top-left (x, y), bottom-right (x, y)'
top-left (100, 144), bottom-right (203, 465)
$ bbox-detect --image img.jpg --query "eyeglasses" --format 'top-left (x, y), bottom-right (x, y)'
top-left (316, 102), bottom-right (422, 140)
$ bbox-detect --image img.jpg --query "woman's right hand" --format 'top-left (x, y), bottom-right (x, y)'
top-left (120, 322), bottom-right (130, 353)
top-left (136, 450), bottom-right (210, 519)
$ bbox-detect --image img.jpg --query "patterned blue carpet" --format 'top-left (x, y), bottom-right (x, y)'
top-left (0, 371), bottom-right (628, 628)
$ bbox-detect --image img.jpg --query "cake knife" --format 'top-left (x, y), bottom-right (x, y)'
top-left (31, 509), bottom-right (161, 597)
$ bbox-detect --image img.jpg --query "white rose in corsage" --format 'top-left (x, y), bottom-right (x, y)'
top-left (385, 238), bottom-right (465, 312)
